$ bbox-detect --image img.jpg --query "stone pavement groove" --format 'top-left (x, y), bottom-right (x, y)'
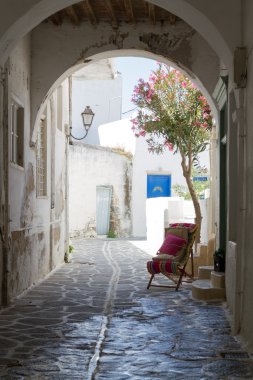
top-left (0, 238), bottom-right (253, 379)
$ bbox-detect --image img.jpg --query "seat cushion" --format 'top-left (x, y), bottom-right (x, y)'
top-left (152, 253), bottom-right (175, 261)
top-left (158, 233), bottom-right (187, 256)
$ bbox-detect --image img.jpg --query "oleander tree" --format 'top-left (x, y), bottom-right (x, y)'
top-left (131, 64), bottom-right (213, 240)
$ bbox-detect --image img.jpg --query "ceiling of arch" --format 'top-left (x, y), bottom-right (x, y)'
top-left (44, 0), bottom-right (180, 27)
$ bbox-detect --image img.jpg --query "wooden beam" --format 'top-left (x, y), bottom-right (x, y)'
top-left (105, 0), bottom-right (118, 27)
top-left (169, 13), bottom-right (177, 25)
top-left (51, 12), bottom-right (63, 26)
top-left (124, 0), bottom-right (135, 23)
top-left (65, 6), bottom-right (80, 26)
top-left (81, 0), bottom-right (97, 25)
top-left (142, 0), bottom-right (149, 17)
top-left (148, 3), bottom-right (156, 25)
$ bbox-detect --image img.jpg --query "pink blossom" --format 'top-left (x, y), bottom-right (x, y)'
top-left (182, 81), bottom-right (187, 88)
top-left (165, 141), bottom-right (174, 151)
top-left (198, 95), bottom-right (205, 102)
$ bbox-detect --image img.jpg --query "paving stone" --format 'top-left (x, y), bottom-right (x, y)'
top-left (0, 238), bottom-right (252, 378)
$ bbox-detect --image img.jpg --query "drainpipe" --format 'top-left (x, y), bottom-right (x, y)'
top-left (64, 76), bottom-right (72, 257)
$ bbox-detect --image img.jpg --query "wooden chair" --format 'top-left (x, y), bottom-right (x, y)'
top-left (147, 223), bottom-right (198, 291)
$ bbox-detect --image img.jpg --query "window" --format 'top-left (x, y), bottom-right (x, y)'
top-left (36, 116), bottom-right (47, 197)
top-left (147, 174), bottom-right (171, 198)
top-left (10, 99), bottom-right (24, 167)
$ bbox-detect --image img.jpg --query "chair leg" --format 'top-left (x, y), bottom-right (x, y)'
top-left (175, 272), bottom-right (184, 291)
top-left (147, 274), bottom-right (154, 289)
top-left (190, 249), bottom-right (194, 278)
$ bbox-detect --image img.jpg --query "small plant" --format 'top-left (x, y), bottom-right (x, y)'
top-left (64, 252), bottom-right (70, 263)
top-left (64, 245), bottom-right (74, 263)
top-left (213, 248), bottom-right (225, 272)
top-left (107, 230), bottom-right (116, 238)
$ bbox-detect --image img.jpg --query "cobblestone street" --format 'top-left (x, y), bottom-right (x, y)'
top-left (0, 238), bottom-right (253, 379)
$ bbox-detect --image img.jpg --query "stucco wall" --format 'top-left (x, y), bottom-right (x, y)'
top-left (7, 36), bottom-right (68, 301)
top-left (72, 61), bottom-right (122, 145)
top-left (69, 143), bottom-right (132, 238)
top-left (30, 18), bottom-right (219, 136)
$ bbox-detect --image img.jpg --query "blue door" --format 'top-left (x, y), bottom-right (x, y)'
top-left (147, 174), bottom-right (171, 198)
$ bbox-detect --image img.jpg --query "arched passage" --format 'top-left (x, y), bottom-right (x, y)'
top-left (32, 47), bottom-right (219, 143)
top-left (0, 0), bottom-right (236, 73)
top-left (30, 17), bottom-right (220, 142)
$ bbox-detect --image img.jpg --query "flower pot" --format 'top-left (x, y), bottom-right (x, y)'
top-left (214, 256), bottom-right (225, 272)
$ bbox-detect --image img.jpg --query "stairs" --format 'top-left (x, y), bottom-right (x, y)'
top-left (191, 266), bottom-right (226, 301)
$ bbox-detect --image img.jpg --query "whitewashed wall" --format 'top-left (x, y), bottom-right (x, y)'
top-left (7, 36), bottom-right (68, 300)
top-left (99, 118), bottom-right (210, 238)
top-left (72, 61), bottom-right (122, 145)
top-left (69, 143), bottom-right (132, 238)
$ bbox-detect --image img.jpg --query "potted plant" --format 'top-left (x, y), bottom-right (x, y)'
top-left (213, 248), bottom-right (225, 272)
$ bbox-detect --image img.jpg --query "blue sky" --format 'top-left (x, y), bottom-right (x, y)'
top-left (115, 57), bottom-right (158, 117)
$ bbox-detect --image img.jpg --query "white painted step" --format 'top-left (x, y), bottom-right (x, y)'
top-left (192, 279), bottom-right (226, 301)
top-left (198, 265), bottom-right (214, 280)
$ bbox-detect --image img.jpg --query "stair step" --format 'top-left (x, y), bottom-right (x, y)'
top-left (192, 279), bottom-right (226, 301)
top-left (197, 243), bottom-right (208, 255)
top-left (198, 265), bottom-right (214, 280)
top-left (211, 271), bottom-right (225, 288)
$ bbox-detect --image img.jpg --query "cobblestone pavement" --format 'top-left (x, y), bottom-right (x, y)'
top-left (1, 238), bottom-right (253, 379)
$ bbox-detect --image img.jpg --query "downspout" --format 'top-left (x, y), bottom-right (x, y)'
top-left (49, 97), bottom-right (56, 271)
top-left (64, 76), bottom-right (72, 259)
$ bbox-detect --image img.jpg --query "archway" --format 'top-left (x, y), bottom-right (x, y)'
top-left (0, 0), bottom-right (235, 73)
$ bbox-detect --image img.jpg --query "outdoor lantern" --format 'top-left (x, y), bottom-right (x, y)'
top-left (70, 105), bottom-right (95, 141)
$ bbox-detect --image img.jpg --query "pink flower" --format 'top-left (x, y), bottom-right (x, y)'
top-left (182, 81), bottom-right (187, 88)
top-left (165, 141), bottom-right (174, 151)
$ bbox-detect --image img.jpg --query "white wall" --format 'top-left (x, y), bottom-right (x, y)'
top-left (72, 61), bottom-right (122, 145)
top-left (7, 35), bottom-right (68, 300)
top-left (99, 118), bottom-right (210, 238)
top-left (69, 143), bottom-right (132, 238)
top-left (30, 18), bottom-right (219, 136)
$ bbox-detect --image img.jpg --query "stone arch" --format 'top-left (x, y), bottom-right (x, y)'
top-left (0, 0), bottom-right (235, 72)
top-left (30, 20), bottom-right (220, 142)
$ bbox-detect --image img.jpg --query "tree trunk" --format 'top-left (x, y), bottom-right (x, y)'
top-left (180, 156), bottom-right (202, 245)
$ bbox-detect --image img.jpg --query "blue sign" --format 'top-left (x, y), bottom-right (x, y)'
top-left (147, 175), bottom-right (171, 198)
top-left (193, 176), bottom-right (208, 182)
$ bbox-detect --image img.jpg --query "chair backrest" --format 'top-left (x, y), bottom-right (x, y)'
top-left (164, 223), bottom-right (198, 265)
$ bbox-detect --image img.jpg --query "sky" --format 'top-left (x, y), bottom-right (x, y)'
top-left (115, 57), bottom-right (158, 118)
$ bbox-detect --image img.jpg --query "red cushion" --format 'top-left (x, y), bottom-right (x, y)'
top-left (158, 233), bottom-right (186, 256)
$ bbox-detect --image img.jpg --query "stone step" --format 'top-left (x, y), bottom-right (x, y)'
top-left (197, 243), bottom-right (208, 256)
top-left (211, 271), bottom-right (225, 288)
top-left (191, 279), bottom-right (226, 301)
top-left (198, 265), bottom-right (214, 280)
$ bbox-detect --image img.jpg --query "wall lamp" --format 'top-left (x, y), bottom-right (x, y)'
top-left (70, 106), bottom-right (95, 141)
